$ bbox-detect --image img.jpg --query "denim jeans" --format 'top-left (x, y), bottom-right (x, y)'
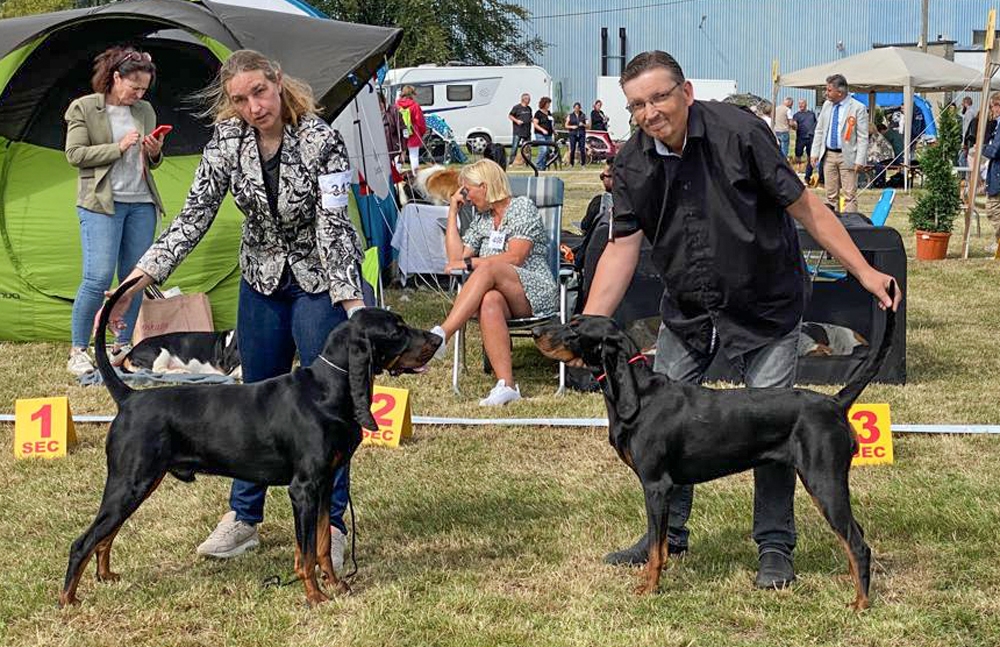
top-left (569, 132), bottom-right (587, 166)
top-left (509, 134), bottom-right (528, 164)
top-left (652, 322), bottom-right (800, 557)
top-left (229, 269), bottom-right (351, 534)
top-left (534, 133), bottom-right (553, 170)
top-left (776, 131), bottom-right (790, 158)
top-left (71, 202), bottom-right (157, 348)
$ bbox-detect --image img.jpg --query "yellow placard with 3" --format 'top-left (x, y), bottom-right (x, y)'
top-left (14, 397), bottom-right (77, 459)
top-left (848, 403), bottom-right (893, 466)
top-left (362, 385), bottom-right (412, 448)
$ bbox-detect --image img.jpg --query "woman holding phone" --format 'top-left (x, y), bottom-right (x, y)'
top-left (64, 45), bottom-right (166, 376)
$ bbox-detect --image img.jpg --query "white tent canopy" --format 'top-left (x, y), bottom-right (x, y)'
top-left (778, 47), bottom-right (1000, 190)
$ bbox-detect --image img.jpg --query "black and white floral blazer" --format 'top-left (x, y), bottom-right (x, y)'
top-left (137, 114), bottom-right (364, 304)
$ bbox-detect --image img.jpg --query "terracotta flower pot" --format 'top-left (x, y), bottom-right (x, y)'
top-left (914, 230), bottom-right (951, 260)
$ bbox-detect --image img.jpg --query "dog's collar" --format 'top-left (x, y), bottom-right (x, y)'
top-left (316, 355), bottom-right (348, 374)
top-left (595, 353), bottom-right (648, 383)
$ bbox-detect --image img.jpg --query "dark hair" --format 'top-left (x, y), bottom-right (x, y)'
top-left (826, 74), bottom-right (849, 93)
top-left (91, 46), bottom-right (156, 94)
top-left (620, 50), bottom-right (685, 87)
top-left (605, 155), bottom-right (615, 167)
top-left (573, 102), bottom-right (582, 109)
top-left (538, 96), bottom-right (551, 109)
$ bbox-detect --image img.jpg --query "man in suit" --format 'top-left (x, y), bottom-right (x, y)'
top-left (811, 74), bottom-right (868, 212)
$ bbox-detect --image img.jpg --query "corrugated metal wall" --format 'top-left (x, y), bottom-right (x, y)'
top-left (511, 0), bottom-right (997, 110)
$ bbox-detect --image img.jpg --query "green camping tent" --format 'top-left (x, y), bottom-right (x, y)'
top-left (0, 0), bottom-right (401, 341)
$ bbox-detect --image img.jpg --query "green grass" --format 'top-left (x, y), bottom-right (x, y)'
top-left (2, 166), bottom-right (1000, 646)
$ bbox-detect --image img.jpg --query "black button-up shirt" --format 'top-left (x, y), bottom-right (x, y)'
top-left (612, 100), bottom-right (808, 358)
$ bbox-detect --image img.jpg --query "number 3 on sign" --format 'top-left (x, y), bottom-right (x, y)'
top-left (14, 397), bottom-right (77, 459)
top-left (848, 403), bottom-right (893, 466)
top-left (362, 386), bottom-right (412, 448)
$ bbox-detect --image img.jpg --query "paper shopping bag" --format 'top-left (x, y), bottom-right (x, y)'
top-left (133, 292), bottom-right (214, 344)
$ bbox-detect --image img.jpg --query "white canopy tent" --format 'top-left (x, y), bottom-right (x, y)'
top-left (778, 47), bottom-right (1000, 190)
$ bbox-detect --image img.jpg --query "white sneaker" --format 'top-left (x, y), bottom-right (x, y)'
top-left (478, 379), bottom-right (522, 406)
top-left (330, 526), bottom-right (347, 573)
top-left (196, 511), bottom-right (260, 558)
top-left (109, 343), bottom-right (133, 367)
top-left (67, 348), bottom-right (95, 376)
top-left (430, 325), bottom-right (448, 359)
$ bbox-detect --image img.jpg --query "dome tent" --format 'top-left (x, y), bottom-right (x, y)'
top-left (0, 0), bottom-right (402, 341)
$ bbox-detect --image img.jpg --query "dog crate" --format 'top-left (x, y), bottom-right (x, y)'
top-left (571, 213), bottom-right (907, 387)
top-left (706, 214), bottom-right (907, 385)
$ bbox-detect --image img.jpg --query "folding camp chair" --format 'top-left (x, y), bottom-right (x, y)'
top-left (450, 175), bottom-right (571, 395)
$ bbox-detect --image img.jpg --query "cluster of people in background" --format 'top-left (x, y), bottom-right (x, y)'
top-left (508, 95), bottom-right (610, 170)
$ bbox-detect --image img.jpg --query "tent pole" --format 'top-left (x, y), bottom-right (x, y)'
top-left (770, 60), bottom-right (780, 137)
top-left (964, 10), bottom-right (999, 258)
top-left (904, 84), bottom-right (913, 192)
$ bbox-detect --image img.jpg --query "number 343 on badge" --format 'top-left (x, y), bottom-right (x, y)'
top-left (848, 403), bottom-right (893, 466)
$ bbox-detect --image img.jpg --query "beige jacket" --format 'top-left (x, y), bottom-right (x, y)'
top-left (64, 93), bottom-right (164, 216)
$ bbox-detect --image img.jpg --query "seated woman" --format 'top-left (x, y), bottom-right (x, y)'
top-left (430, 159), bottom-right (557, 406)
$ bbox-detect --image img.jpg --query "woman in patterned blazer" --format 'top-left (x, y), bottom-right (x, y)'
top-left (107, 49), bottom-right (366, 570)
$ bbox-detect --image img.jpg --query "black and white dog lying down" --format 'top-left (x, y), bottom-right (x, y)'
top-left (124, 330), bottom-right (241, 378)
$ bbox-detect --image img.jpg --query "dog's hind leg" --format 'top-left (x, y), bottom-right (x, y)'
top-left (289, 476), bottom-right (328, 606)
top-left (797, 463), bottom-right (871, 611)
top-left (60, 470), bottom-right (165, 606)
top-left (636, 476), bottom-right (674, 595)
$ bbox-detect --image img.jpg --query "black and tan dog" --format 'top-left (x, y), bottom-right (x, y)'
top-left (533, 295), bottom-right (895, 610)
top-left (60, 278), bottom-right (441, 607)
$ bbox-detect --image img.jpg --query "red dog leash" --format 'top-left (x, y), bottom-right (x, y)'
top-left (595, 353), bottom-right (648, 383)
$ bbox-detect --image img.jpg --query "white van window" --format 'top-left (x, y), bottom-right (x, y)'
top-left (414, 85), bottom-right (434, 105)
top-left (446, 84), bottom-right (474, 102)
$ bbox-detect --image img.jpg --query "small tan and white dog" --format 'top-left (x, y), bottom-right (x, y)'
top-left (413, 165), bottom-right (461, 205)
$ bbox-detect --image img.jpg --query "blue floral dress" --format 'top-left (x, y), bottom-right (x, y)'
top-left (462, 195), bottom-right (557, 316)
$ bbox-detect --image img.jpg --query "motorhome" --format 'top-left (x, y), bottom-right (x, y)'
top-left (384, 64), bottom-right (552, 154)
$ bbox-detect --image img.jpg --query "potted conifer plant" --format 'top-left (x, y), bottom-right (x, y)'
top-left (908, 104), bottom-right (963, 260)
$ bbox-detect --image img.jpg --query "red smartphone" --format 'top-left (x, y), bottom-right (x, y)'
top-left (150, 124), bottom-right (173, 139)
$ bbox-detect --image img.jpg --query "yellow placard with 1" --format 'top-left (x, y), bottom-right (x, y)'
top-left (14, 397), bottom-right (77, 459)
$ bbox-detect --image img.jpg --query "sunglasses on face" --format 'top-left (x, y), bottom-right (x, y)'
top-left (599, 172), bottom-right (612, 180)
top-left (117, 51), bottom-right (152, 68)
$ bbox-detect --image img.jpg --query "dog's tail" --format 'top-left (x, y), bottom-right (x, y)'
top-left (95, 277), bottom-right (141, 406)
top-left (834, 281), bottom-right (897, 409)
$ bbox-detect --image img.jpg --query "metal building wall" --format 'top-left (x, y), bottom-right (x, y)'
top-left (512, 0), bottom-right (997, 110)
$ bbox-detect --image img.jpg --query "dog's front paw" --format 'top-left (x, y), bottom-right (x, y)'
top-left (633, 581), bottom-right (659, 596)
top-left (305, 590), bottom-right (330, 606)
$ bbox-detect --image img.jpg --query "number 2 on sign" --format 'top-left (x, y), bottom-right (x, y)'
top-left (371, 392), bottom-right (396, 428)
top-left (31, 404), bottom-right (52, 438)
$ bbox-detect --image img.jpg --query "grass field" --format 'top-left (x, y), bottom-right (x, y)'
top-left (2, 167), bottom-right (1000, 646)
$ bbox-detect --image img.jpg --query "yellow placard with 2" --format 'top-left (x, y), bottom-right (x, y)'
top-left (848, 403), bottom-right (893, 466)
top-left (362, 385), bottom-right (412, 448)
top-left (14, 397), bottom-right (77, 459)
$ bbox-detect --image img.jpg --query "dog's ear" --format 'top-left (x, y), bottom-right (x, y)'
top-left (348, 327), bottom-right (379, 430)
top-left (601, 336), bottom-right (640, 422)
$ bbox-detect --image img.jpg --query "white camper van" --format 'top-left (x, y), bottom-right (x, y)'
top-left (384, 64), bottom-right (552, 154)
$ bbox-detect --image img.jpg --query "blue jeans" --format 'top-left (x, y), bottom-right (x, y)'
top-left (534, 133), bottom-right (554, 170)
top-left (509, 134), bottom-right (528, 164)
top-left (776, 131), bottom-right (790, 158)
top-left (71, 202), bottom-right (157, 348)
top-left (229, 269), bottom-right (351, 534)
top-left (652, 322), bottom-right (800, 557)
top-left (569, 131), bottom-right (587, 166)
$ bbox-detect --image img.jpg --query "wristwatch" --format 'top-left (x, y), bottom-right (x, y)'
top-left (464, 256), bottom-right (474, 273)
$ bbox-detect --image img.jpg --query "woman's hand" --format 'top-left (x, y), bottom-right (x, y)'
top-left (100, 269), bottom-right (153, 334)
top-left (142, 133), bottom-right (163, 160)
top-left (449, 187), bottom-right (467, 211)
top-left (119, 130), bottom-right (140, 153)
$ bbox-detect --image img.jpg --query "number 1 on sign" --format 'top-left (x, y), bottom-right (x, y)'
top-left (31, 404), bottom-right (52, 438)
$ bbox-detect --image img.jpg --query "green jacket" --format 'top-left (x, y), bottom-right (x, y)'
top-left (64, 93), bottom-right (164, 216)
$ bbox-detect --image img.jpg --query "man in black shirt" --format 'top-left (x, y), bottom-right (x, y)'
top-left (508, 93), bottom-right (533, 165)
top-left (791, 99), bottom-right (817, 183)
top-left (584, 51), bottom-right (901, 589)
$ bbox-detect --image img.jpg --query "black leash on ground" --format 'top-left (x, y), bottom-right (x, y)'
top-left (260, 495), bottom-right (359, 590)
